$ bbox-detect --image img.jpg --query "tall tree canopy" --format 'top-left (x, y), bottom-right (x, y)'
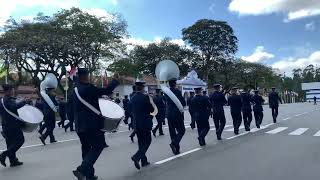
top-left (182, 19), bottom-right (238, 81)
top-left (0, 8), bottom-right (127, 91)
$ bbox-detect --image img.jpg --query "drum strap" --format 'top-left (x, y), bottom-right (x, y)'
top-left (74, 88), bottom-right (101, 116)
top-left (1, 98), bottom-right (23, 122)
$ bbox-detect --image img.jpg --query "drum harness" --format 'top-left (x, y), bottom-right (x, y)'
top-left (74, 87), bottom-right (102, 116)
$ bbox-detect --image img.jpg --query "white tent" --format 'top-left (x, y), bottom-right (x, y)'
top-left (177, 70), bottom-right (207, 96)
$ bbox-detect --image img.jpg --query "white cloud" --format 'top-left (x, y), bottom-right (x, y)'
top-left (272, 50), bottom-right (320, 75)
top-left (229, 0), bottom-right (320, 21)
top-left (123, 37), bottom-right (185, 47)
top-left (84, 8), bottom-right (114, 21)
top-left (110, 0), bottom-right (118, 6)
top-left (305, 21), bottom-right (316, 31)
top-left (209, 3), bottom-right (215, 13)
top-left (242, 46), bottom-right (275, 63)
top-left (0, 0), bottom-right (80, 26)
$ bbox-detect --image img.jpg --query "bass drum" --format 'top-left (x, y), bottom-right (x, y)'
top-left (99, 99), bottom-right (125, 132)
top-left (17, 105), bottom-right (44, 133)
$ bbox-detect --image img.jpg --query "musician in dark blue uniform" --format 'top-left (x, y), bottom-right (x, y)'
top-left (209, 84), bottom-right (227, 140)
top-left (0, 84), bottom-right (31, 167)
top-left (165, 78), bottom-right (186, 155)
top-left (57, 97), bottom-right (67, 128)
top-left (187, 91), bottom-right (195, 129)
top-left (152, 89), bottom-right (165, 136)
top-left (129, 86), bottom-right (137, 142)
top-left (228, 87), bottom-right (242, 135)
top-left (130, 81), bottom-right (154, 170)
top-left (268, 87), bottom-right (282, 123)
top-left (252, 90), bottom-right (265, 128)
top-left (190, 87), bottom-right (211, 146)
top-left (122, 95), bottom-right (130, 125)
top-left (39, 88), bottom-right (58, 145)
top-left (240, 90), bottom-right (253, 131)
top-left (72, 68), bottom-right (119, 180)
top-left (64, 91), bottom-right (75, 132)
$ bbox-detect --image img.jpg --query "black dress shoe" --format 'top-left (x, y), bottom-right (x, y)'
top-left (38, 130), bottom-right (42, 135)
top-left (131, 157), bottom-right (140, 170)
top-left (141, 162), bottom-right (150, 167)
top-left (170, 143), bottom-right (178, 155)
top-left (64, 127), bottom-right (68, 132)
top-left (10, 161), bottom-right (23, 167)
top-left (0, 154), bottom-right (6, 167)
top-left (217, 135), bottom-right (222, 140)
top-left (50, 140), bottom-right (57, 143)
top-left (39, 136), bottom-right (46, 145)
top-left (198, 137), bottom-right (205, 146)
top-left (190, 123), bottom-right (195, 130)
top-left (152, 129), bottom-right (156, 137)
top-left (73, 170), bottom-right (86, 180)
top-left (159, 133), bottom-right (165, 136)
top-left (87, 175), bottom-right (99, 180)
top-left (129, 135), bottom-right (134, 143)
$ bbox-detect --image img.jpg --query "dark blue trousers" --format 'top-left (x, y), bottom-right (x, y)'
top-left (77, 131), bottom-right (105, 178)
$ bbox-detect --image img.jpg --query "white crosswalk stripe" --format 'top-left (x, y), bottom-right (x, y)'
top-left (288, 128), bottom-right (309, 135)
top-left (225, 125), bottom-right (245, 132)
top-left (313, 130), bottom-right (320, 137)
top-left (265, 127), bottom-right (288, 134)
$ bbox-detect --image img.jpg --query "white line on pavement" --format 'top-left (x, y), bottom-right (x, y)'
top-left (225, 125), bottom-right (244, 132)
top-left (313, 130), bottom-right (320, 137)
top-left (265, 127), bottom-right (288, 134)
top-left (288, 128), bottom-right (308, 136)
top-left (154, 148), bottom-right (202, 165)
top-left (283, 117), bottom-right (290, 121)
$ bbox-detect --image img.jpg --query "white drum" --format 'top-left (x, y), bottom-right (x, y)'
top-left (99, 99), bottom-right (124, 132)
top-left (17, 105), bottom-right (44, 133)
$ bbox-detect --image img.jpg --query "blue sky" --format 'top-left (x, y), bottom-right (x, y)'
top-left (1, 0), bottom-right (320, 74)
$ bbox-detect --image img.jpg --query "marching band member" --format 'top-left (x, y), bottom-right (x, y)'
top-left (122, 95), bottom-right (130, 125)
top-left (252, 90), bottom-right (265, 128)
top-left (240, 89), bottom-right (253, 131)
top-left (0, 84), bottom-right (31, 167)
top-left (165, 78), bottom-right (186, 155)
top-left (187, 91), bottom-right (195, 129)
top-left (72, 68), bottom-right (119, 180)
top-left (209, 84), bottom-right (227, 140)
top-left (190, 87), bottom-right (211, 146)
top-left (130, 80), bottom-right (154, 169)
top-left (268, 87), bottom-right (282, 123)
top-left (152, 88), bottom-right (166, 136)
top-left (39, 87), bottom-right (58, 145)
top-left (227, 87), bottom-right (242, 135)
top-left (129, 85), bottom-right (137, 142)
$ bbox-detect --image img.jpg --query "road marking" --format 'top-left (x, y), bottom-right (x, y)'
top-left (225, 125), bottom-right (244, 132)
top-left (210, 125), bottom-right (232, 131)
top-left (313, 130), bottom-right (320, 137)
top-left (288, 128), bottom-right (309, 135)
top-left (154, 148), bottom-right (202, 165)
top-left (283, 117), bottom-right (290, 121)
top-left (265, 127), bottom-right (288, 134)
top-left (295, 114), bottom-right (303, 117)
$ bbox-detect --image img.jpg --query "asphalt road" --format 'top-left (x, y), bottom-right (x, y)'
top-left (0, 103), bottom-right (319, 180)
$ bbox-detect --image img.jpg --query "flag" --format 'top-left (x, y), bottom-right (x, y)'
top-left (68, 66), bottom-right (77, 80)
top-left (102, 72), bottom-right (109, 87)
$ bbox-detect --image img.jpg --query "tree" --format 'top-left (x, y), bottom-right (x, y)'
top-left (107, 58), bottom-right (139, 76)
top-left (130, 38), bottom-right (194, 76)
top-left (182, 19), bottom-right (238, 81)
top-left (0, 8), bottom-right (127, 91)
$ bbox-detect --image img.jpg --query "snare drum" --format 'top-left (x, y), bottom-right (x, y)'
top-left (99, 99), bottom-right (125, 132)
top-left (17, 105), bottom-right (44, 133)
